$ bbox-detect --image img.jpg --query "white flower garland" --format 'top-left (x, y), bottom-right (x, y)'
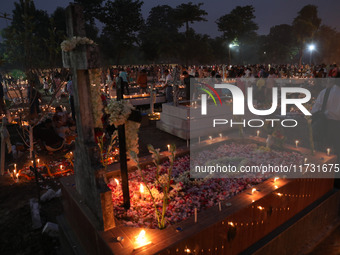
top-left (105, 100), bottom-right (140, 156)
top-left (61, 36), bottom-right (95, 52)
top-left (105, 100), bottom-right (134, 127)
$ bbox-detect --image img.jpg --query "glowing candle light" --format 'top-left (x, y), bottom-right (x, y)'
top-left (327, 148), bottom-right (331, 156)
top-left (257, 206), bottom-right (264, 210)
top-left (140, 183), bottom-right (144, 199)
top-left (274, 177), bottom-right (279, 182)
top-left (228, 222), bottom-right (234, 227)
top-left (14, 164), bottom-right (17, 171)
top-left (256, 130), bottom-right (260, 137)
top-left (276, 193), bottom-right (283, 197)
top-left (37, 159), bottom-right (40, 166)
top-left (134, 230), bottom-right (151, 249)
top-left (274, 185), bottom-right (278, 189)
top-left (114, 178), bottom-right (119, 185)
top-left (295, 140), bottom-right (299, 148)
top-left (251, 188), bottom-right (256, 194)
top-left (167, 144), bottom-right (170, 152)
top-left (60, 165), bottom-right (63, 171)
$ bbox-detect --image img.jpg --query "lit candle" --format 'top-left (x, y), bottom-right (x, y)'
top-left (140, 183), bottom-right (144, 200)
top-left (194, 208), bottom-right (197, 223)
top-left (274, 177), bottom-right (279, 182)
top-left (134, 229), bottom-right (151, 249)
top-left (60, 165), bottom-right (63, 171)
top-left (37, 159), bottom-right (40, 166)
top-left (167, 144), bottom-right (170, 152)
top-left (295, 140), bottom-right (299, 148)
top-left (256, 130), bottom-right (260, 137)
top-left (14, 164), bottom-right (17, 171)
top-left (327, 148), bottom-right (331, 156)
top-left (114, 178), bottom-right (119, 185)
top-left (251, 188), bottom-right (256, 194)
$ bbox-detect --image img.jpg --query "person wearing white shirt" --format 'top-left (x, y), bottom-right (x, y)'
top-left (163, 69), bottom-right (173, 102)
top-left (312, 79), bottom-right (340, 166)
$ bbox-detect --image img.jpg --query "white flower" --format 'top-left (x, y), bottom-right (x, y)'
top-left (61, 36), bottom-right (95, 52)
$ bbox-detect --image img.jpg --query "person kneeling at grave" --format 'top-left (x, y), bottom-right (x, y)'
top-left (34, 119), bottom-right (64, 153)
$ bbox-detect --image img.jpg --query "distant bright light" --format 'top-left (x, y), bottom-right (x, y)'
top-left (229, 43), bottom-right (239, 48)
top-left (308, 44), bottom-right (315, 51)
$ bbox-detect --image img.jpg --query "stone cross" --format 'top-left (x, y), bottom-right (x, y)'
top-left (62, 4), bottom-right (114, 231)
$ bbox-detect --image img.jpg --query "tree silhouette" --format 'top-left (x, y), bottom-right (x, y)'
top-left (292, 4), bottom-right (321, 65)
top-left (99, 0), bottom-right (144, 64)
top-left (174, 2), bottom-right (207, 37)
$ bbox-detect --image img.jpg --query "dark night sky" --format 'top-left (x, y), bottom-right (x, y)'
top-left (1, 0), bottom-right (340, 38)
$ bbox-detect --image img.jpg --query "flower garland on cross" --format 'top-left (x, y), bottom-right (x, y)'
top-left (60, 36), bottom-right (95, 52)
top-left (105, 100), bottom-right (140, 157)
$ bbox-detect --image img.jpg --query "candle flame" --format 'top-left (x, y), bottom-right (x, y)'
top-left (274, 177), bottom-right (279, 182)
top-left (228, 222), bottom-right (234, 227)
top-left (251, 188), bottom-right (256, 194)
top-left (257, 206), bottom-right (264, 210)
top-left (135, 229), bottom-right (151, 248)
top-left (277, 193), bottom-right (283, 197)
top-left (114, 178), bottom-right (119, 185)
top-left (140, 183), bottom-right (144, 194)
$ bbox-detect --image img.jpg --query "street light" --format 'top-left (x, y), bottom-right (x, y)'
top-left (308, 44), bottom-right (315, 65)
top-left (228, 43), bottom-right (239, 65)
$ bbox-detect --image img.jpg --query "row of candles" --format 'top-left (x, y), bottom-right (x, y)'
top-left (256, 130), bottom-right (332, 156)
top-left (10, 157), bottom-right (70, 183)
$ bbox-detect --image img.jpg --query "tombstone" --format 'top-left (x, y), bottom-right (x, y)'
top-left (62, 4), bottom-right (114, 231)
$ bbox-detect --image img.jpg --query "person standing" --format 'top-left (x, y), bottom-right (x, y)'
top-left (119, 68), bottom-right (130, 95)
top-left (137, 69), bottom-right (148, 93)
top-left (163, 69), bottom-right (173, 102)
top-left (312, 76), bottom-right (340, 165)
top-left (43, 78), bottom-right (49, 95)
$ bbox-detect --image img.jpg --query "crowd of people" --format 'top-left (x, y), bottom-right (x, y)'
top-left (0, 63), bottom-right (339, 161)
